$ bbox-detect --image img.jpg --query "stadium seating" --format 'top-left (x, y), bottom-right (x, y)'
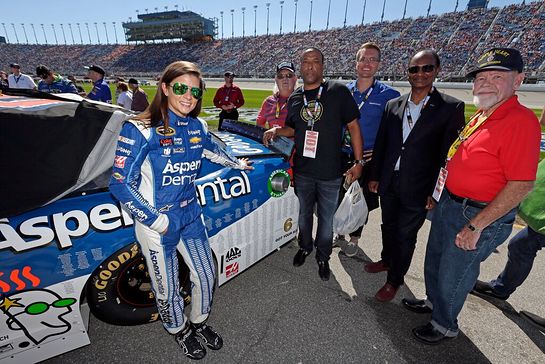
top-left (0, 1), bottom-right (543, 81)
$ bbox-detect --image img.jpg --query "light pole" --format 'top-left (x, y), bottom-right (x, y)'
top-left (21, 23), bottom-right (29, 44)
top-left (94, 22), bottom-right (100, 44)
top-left (60, 24), bottom-right (67, 44)
top-left (113, 22), bottom-right (119, 43)
top-left (454, 0), bottom-right (459, 12)
top-left (326, 0), bottom-right (331, 30)
top-left (68, 23), bottom-right (75, 44)
top-left (266, 3), bottom-right (271, 36)
top-left (309, 0), bottom-right (313, 31)
top-left (220, 11), bottom-right (224, 39)
top-left (230, 9), bottom-right (234, 38)
top-left (253, 5), bottom-right (258, 37)
top-left (381, 0), bottom-right (386, 22)
top-left (103, 22), bottom-right (109, 44)
top-left (343, 0), bottom-right (349, 28)
top-left (427, 0), bottom-right (432, 17)
top-left (85, 23), bottom-right (91, 44)
top-left (279, 1), bottom-right (284, 35)
top-left (31, 24), bottom-right (38, 44)
top-left (293, 0), bottom-right (298, 33)
top-left (402, 0), bottom-right (408, 19)
top-left (77, 23), bottom-right (83, 44)
top-left (361, 0), bottom-right (367, 24)
top-left (1, 24), bottom-right (9, 43)
top-left (51, 24), bottom-right (58, 44)
top-left (11, 23), bottom-right (19, 43)
top-left (242, 7), bottom-right (246, 38)
top-left (41, 24), bottom-right (47, 44)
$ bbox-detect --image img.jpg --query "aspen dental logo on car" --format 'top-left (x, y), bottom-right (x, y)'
top-left (267, 170), bottom-right (290, 198)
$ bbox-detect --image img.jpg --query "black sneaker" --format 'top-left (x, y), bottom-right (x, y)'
top-left (293, 248), bottom-right (310, 267)
top-left (318, 260), bottom-right (330, 281)
top-left (175, 326), bottom-right (206, 360)
top-left (192, 322), bottom-right (223, 350)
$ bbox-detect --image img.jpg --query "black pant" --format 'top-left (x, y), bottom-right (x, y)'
top-left (218, 109), bottom-right (239, 131)
top-left (380, 172), bottom-right (427, 287)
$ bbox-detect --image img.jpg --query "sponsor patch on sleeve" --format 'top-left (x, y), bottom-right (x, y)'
top-left (114, 156), bottom-right (127, 168)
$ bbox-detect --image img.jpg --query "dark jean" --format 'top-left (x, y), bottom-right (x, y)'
top-left (424, 193), bottom-right (517, 336)
top-left (295, 173), bottom-right (342, 262)
top-left (490, 226), bottom-right (545, 297)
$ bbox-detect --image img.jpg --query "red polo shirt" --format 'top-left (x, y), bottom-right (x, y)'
top-left (446, 95), bottom-right (541, 202)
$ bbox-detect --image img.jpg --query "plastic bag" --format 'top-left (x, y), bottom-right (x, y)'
top-left (333, 181), bottom-right (368, 235)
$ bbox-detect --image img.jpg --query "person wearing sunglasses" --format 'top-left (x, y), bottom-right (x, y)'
top-left (256, 61), bottom-right (298, 129)
top-left (35, 65), bottom-right (79, 94)
top-left (367, 49), bottom-right (465, 302)
top-left (213, 71), bottom-right (245, 131)
top-left (109, 61), bottom-right (252, 360)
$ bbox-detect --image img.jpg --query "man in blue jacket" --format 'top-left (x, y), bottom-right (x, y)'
top-left (36, 65), bottom-right (78, 94)
top-left (85, 64), bottom-right (112, 103)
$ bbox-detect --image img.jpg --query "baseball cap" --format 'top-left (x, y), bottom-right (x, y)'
top-left (224, 71), bottom-right (235, 77)
top-left (85, 65), bottom-right (106, 76)
top-left (466, 48), bottom-right (523, 78)
top-left (276, 61), bottom-right (295, 74)
top-left (128, 78), bottom-right (139, 85)
top-left (9, 63), bottom-right (20, 69)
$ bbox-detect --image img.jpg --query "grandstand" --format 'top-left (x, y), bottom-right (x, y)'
top-left (0, 1), bottom-right (543, 82)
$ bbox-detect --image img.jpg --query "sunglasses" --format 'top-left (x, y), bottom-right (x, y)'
top-left (358, 57), bottom-right (380, 64)
top-left (408, 64), bottom-right (436, 74)
top-left (169, 82), bottom-right (203, 99)
top-left (277, 73), bottom-right (294, 79)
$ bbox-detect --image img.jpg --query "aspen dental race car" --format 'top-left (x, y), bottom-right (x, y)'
top-left (0, 92), bottom-right (298, 363)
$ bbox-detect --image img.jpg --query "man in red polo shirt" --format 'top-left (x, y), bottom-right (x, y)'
top-left (402, 47), bottom-right (541, 345)
top-left (213, 71), bottom-right (245, 131)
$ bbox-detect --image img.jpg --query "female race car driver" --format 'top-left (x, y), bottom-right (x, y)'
top-left (109, 61), bottom-right (251, 360)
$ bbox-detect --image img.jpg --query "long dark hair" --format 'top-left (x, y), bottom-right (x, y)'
top-left (135, 61), bottom-right (204, 130)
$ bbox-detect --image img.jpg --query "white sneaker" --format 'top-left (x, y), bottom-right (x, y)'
top-left (333, 235), bottom-right (347, 248)
top-left (343, 237), bottom-right (359, 257)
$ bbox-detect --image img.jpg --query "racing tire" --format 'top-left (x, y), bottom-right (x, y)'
top-left (85, 243), bottom-right (191, 326)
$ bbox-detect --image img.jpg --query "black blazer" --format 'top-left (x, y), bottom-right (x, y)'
top-left (370, 88), bottom-right (465, 206)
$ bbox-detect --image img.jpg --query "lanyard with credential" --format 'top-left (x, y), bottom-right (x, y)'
top-left (302, 84), bottom-right (323, 129)
top-left (406, 87), bottom-right (434, 129)
top-left (446, 111), bottom-right (490, 161)
top-left (275, 96), bottom-right (287, 119)
top-left (351, 81), bottom-right (375, 110)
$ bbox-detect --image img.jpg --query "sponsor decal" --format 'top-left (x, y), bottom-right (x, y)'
top-left (160, 138), bottom-right (173, 146)
top-left (112, 172), bottom-right (125, 181)
top-left (189, 136), bottom-right (201, 144)
top-left (173, 147), bottom-right (185, 154)
top-left (162, 148), bottom-right (172, 157)
top-left (116, 146), bottom-right (131, 155)
top-left (0, 289), bottom-right (77, 345)
top-left (217, 134), bottom-right (264, 154)
top-left (149, 249), bottom-right (166, 295)
top-left (189, 144), bottom-right (202, 150)
top-left (156, 126), bottom-right (176, 136)
top-left (173, 137), bottom-right (184, 145)
top-left (187, 129), bottom-right (201, 136)
top-left (0, 266), bottom-right (41, 293)
top-left (158, 204), bottom-right (174, 212)
top-left (0, 202), bottom-right (134, 252)
top-left (284, 218), bottom-right (293, 232)
top-left (161, 159), bottom-right (201, 186)
top-left (267, 169), bottom-right (290, 197)
top-left (114, 156), bottom-right (127, 168)
top-left (93, 244), bottom-right (139, 290)
top-left (225, 247), bottom-right (241, 262)
top-left (157, 299), bottom-right (173, 325)
top-left (124, 201), bottom-right (149, 221)
top-left (118, 136), bottom-right (135, 145)
top-left (196, 172), bottom-right (251, 206)
top-left (176, 121), bottom-right (188, 126)
top-left (225, 262), bottom-right (239, 278)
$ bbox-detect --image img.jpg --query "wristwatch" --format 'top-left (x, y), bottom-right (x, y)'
top-left (466, 223), bottom-right (482, 234)
top-left (353, 159), bottom-right (366, 166)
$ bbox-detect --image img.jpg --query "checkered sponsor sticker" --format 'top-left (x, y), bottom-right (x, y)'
top-left (114, 156), bottom-right (127, 168)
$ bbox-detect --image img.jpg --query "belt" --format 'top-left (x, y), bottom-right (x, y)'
top-left (447, 190), bottom-right (488, 209)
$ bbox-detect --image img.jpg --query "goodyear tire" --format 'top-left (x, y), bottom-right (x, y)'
top-left (86, 243), bottom-right (191, 326)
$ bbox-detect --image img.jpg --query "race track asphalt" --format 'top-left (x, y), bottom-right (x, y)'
top-left (46, 209), bottom-right (545, 364)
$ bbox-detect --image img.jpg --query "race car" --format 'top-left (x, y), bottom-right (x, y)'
top-left (0, 92), bottom-right (298, 363)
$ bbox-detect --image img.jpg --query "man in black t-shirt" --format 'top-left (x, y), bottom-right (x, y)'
top-left (263, 48), bottom-right (363, 281)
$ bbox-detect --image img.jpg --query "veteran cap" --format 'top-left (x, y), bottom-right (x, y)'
top-left (466, 47), bottom-right (523, 78)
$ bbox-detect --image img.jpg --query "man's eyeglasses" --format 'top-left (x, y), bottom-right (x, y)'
top-left (408, 64), bottom-right (436, 74)
top-left (277, 73), bottom-right (294, 79)
top-left (358, 57), bottom-right (380, 64)
top-left (169, 82), bottom-right (203, 99)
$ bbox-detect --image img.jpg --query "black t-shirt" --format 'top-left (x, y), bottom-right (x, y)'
top-left (286, 80), bottom-right (360, 180)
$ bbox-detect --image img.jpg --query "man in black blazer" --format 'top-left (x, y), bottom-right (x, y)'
top-left (367, 49), bottom-right (465, 302)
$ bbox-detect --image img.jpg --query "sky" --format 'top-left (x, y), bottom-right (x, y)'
top-left (1, 0), bottom-right (529, 44)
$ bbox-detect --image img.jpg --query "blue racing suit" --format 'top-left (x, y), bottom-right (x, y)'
top-left (88, 78), bottom-right (112, 103)
top-left (37, 74), bottom-right (78, 94)
top-left (109, 110), bottom-right (244, 334)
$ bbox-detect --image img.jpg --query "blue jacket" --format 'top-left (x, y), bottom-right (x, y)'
top-left (38, 75), bottom-right (78, 94)
top-left (88, 78), bottom-right (112, 103)
top-left (109, 110), bottom-right (242, 233)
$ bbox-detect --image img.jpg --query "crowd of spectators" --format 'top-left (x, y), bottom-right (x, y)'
top-left (0, 2), bottom-right (543, 81)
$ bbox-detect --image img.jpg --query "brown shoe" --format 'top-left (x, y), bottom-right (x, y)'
top-left (364, 260), bottom-right (389, 273)
top-left (375, 282), bottom-right (399, 302)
